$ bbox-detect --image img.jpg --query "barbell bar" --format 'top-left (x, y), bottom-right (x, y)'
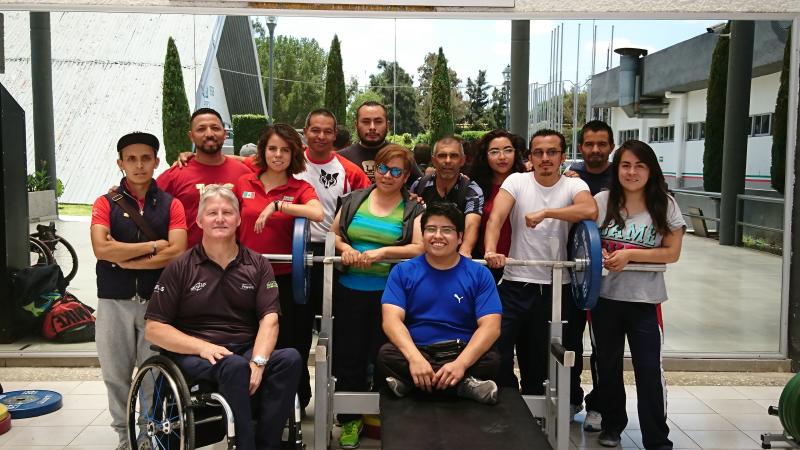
top-left (279, 218), bottom-right (664, 310)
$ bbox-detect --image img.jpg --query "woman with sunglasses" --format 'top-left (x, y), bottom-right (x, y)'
top-left (232, 123), bottom-right (323, 412)
top-left (468, 129), bottom-right (527, 282)
top-left (330, 144), bottom-right (424, 449)
top-left (591, 140), bottom-right (685, 450)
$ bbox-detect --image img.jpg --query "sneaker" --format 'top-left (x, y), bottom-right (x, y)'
top-left (386, 376), bottom-right (411, 398)
top-left (598, 430), bottom-right (621, 447)
top-left (583, 410), bottom-right (602, 432)
top-left (456, 376), bottom-right (499, 405)
top-left (339, 418), bottom-right (364, 449)
top-left (569, 403), bottom-right (583, 422)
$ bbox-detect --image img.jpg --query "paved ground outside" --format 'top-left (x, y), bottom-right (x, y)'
top-left (0, 367), bottom-right (791, 449)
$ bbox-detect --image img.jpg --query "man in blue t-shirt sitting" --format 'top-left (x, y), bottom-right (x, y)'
top-left (377, 202), bottom-right (503, 404)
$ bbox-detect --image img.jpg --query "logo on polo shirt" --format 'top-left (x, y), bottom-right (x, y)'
top-left (241, 283), bottom-right (255, 290)
top-left (453, 293), bottom-right (464, 304)
top-left (190, 282), bottom-right (207, 292)
top-left (153, 284), bottom-right (165, 293)
top-left (242, 191), bottom-right (255, 199)
top-left (266, 281), bottom-right (278, 289)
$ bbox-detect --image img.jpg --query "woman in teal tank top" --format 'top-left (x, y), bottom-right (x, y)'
top-left (329, 144), bottom-right (424, 447)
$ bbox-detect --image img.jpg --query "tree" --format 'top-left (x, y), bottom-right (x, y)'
top-left (162, 37), bottom-right (191, 165)
top-left (416, 51), bottom-right (468, 129)
top-left (429, 47), bottom-right (455, 144)
top-left (703, 22), bottom-right (730, 192)
top-left (368, 60), bottom-right (420, 135)
top-left (346, 90), bottom-right (383, 136)
top-left (488, 86), bottom-right (508, 130)
top-left (771, 28), bottom-right (791, 194)
top-left (255, 34), bottom-right (327, 128)
top-left (465, 70), bottom-right (491, 130)
top-left (324, 35), bottom-right (347, 126)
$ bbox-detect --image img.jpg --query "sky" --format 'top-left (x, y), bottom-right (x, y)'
top-left (254, 17), bottom-right (723, 94)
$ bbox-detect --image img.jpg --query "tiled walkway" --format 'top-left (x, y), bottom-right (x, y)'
top-left (0, 376), bottom-right (787, 449)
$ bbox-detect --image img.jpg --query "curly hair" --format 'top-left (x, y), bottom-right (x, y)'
top-left (255, 123), bottom-right (307, 175)
top-left (468, 129), bottom-right (526, 198)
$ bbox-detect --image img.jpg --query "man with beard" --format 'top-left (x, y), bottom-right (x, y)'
top-left (411, 136), bottom-right (484, 259)
top-left (563, 120), bottom-right (615, 431)
top-left (157, 108), bottom-right (252, 248)
top-left (339, 101), bottom-right (422, 186)
top-left (484, 129), bottom-right (597, 421)
top-left (566, 120), bottom-right (615, 195)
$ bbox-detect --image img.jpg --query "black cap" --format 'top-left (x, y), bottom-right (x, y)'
top-left (117, 132), bottom-right (159, 153)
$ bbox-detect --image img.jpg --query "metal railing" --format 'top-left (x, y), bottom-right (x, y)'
top-left (735, 194), bottom-right (784, 246)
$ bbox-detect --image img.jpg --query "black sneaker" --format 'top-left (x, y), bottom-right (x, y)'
top-left (598, 430), bottom-right (621, 447)
top-left (386, 376), bottom-right (411, 398)
top-left (456, 376), bottom-right (498, 405)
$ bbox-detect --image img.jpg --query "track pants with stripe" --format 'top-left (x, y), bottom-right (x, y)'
top-left (591, 298), bottom-right (672, 450)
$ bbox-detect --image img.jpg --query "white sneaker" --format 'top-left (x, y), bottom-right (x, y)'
top-left (584, 410), bottom-right (602, 432)
top-left (456, 376), bottom-right (498, 405)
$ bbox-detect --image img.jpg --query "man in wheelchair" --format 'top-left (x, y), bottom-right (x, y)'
top-left (144, 184), bottom-right (302, 450)
top-left (378, 203), bottom-right (502, 404)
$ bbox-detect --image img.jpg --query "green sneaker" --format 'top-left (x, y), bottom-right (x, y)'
top-left (339, 418), bottom-right (364, 449)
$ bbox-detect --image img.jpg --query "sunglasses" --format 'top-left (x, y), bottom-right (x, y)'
top-left (377, 163), bottom-right (404, 178)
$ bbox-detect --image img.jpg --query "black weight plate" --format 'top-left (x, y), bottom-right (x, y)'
top-left (0, 390), bottom-right (62, 419)
top-left (292, 217), bottom-right (310, 305)
top-left (567, 220), bottom-right (603, 310)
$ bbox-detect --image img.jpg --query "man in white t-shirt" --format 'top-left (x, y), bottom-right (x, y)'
top-left (484, 129), bottom-right (597, 418)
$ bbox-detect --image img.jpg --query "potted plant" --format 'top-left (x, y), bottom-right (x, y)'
top-left (27, 163), bottom-right (64, 221)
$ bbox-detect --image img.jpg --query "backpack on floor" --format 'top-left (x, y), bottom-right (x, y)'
top-left (8, 264), bottom-right (66, 339)
top-left (41, 292), bottom-right (96, 343)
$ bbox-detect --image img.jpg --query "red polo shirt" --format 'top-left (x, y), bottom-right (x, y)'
top-left (233, 172), bottom-right (318, 275)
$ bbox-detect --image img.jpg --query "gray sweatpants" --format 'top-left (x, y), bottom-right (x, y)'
top-left (96, 298), bottom-right (156, 442)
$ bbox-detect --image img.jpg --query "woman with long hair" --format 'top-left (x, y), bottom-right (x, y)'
top-left (232, 123), bottom-right (323, 412)
top-left (330, 144), bottom-right (425, 449)
top-left (591, 140), bottom-right (685, 450)
top-left (468, 129), bottom-right (526, 281)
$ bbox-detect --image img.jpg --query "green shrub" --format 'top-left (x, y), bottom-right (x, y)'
top-left (702, 22), bottom-right (730, 192)
top-left (386, 133), bottom-right (414, 148)
top-left (232, 114), bottom-right (268, 156)
top-left (162, 37), bottom-right (192, 165)
top-left (459, 130), bottom-right (489, 142)
top-left (771, 28), bottom-right (790, 194)
top-left (414, 131), bottom-right (432, 146)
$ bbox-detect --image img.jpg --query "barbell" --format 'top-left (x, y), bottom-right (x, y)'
top-left (278, 218), bottom-right (663, 309)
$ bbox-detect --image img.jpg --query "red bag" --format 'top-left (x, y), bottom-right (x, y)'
top-left (41, 293), bottom-right (96, 342)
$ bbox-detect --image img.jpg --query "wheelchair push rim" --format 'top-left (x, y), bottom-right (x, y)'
top-left (127, 355), bottom-right (195, 450)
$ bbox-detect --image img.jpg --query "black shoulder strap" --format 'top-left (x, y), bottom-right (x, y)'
top-left (110, 194), bottom-right (161, 241)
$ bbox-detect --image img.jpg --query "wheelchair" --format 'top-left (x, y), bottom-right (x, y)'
top-left (126, 353), bottom-right (305, 450)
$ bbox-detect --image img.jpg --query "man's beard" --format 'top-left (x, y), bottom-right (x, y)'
top-left (585, 155), bottom-right (606, 169)
top-left (196, 139), bottom-right (222, 154)
top-left (360, 131), bottom-right (387, 148)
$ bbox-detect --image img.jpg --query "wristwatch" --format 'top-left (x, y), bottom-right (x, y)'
top-left (251, 355), bottom-right (268, 367)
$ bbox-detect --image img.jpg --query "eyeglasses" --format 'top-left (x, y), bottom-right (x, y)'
top-left (487, 147), bottom-right (515, 157)
top-left (377, 163), bottom-right (404, 178)
top-left (531, 149), bottom-right (562, 158)
top-left (423, 225), bottom-right (457, 235)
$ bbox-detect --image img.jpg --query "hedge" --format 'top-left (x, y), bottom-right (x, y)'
top-left (232, 114), bottom-right (268, 156)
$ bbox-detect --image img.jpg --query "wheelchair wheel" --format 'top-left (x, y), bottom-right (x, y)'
top-left (50, 235), bottom-right (78, 283)
top-left (128, 355), bottom-right (195, 450)
top-left (29, 236), bottom-right (53, 267)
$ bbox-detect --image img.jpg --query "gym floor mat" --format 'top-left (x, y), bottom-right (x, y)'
top-left (381, 388), bottom-right (551, 450)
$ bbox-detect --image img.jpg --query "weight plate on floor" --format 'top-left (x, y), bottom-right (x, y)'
top-left (0, 390), bottom-right (62, 419)
top-left (292, 217), bottom-right (311, 305)
top-left (0, 413), bottom-right (10, 435)
top-left (567, 220), bottom-right (603, 310)
top-left (0, 404), bottom-right (7, 422)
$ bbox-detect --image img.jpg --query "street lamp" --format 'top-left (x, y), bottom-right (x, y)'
top-left (266, 16), bottom-right (277, 123)
top-left (502, 64), bottom-right (511, 130)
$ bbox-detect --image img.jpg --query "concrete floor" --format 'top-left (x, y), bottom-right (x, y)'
top-left (0, 367), bottom-right (790, 450)
top-left (3, 217), bottom-right (783, 358)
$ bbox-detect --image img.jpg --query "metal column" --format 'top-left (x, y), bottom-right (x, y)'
top-left (30, 12), bottom-right (57, 190)
top-left (510, 20), bottom-right (530, 137)
top-left (719, 21), bottom-right (755, 246)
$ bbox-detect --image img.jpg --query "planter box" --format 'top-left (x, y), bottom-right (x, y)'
top-left (28, 190), bottom-right (58, 222)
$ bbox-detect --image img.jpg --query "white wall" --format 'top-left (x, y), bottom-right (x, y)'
top-left (608, 72), bottom-right (781, 191)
